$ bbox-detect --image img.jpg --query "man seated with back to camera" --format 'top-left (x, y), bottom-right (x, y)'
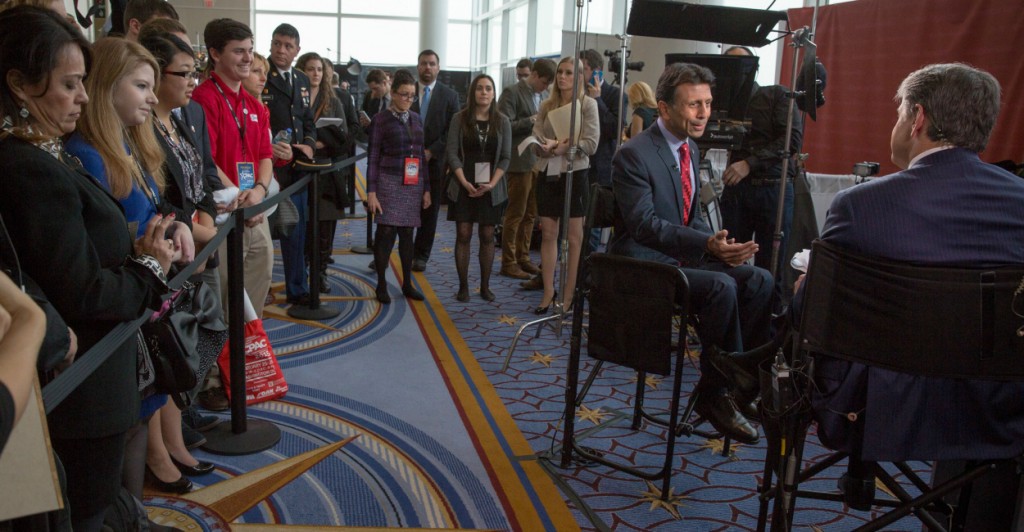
top-left (609, 62), bottom-right (774, 445)
top-left (708, 63), bottom-right (1024, 524)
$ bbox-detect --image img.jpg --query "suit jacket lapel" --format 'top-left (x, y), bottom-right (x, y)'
top-left (649, 125), bottom-right (685, 223)
top-left (268, 68), bottom-right (289, 96)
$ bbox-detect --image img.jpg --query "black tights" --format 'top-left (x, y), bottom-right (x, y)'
top-left (374, 224), bottom-right (414, 290)
top-left (454, 223), bottom-right (495, 291)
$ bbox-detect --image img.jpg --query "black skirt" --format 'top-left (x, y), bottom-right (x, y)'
top-left (535, 170), bottom-right (589, 218)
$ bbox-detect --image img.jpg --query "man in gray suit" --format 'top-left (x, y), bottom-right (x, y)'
top-left (497, 58), bottom-right (555, 279)
top-left (610, 63), bottom-right (774, 444)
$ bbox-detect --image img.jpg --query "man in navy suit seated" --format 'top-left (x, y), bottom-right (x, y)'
top-left (715, 63), bottom-right (1024, 523)
top-left (609, 63), bottom-right (774, 445)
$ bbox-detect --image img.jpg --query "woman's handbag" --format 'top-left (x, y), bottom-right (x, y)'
top-left (269, 194), bottom-right (299, 240)
top-left (143, 281), bottom-right (222, 407)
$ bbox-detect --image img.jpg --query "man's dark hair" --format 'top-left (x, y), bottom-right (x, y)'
top-left (124, 0), bottom-right (178, 23)
top-left (895, 63), bottom-right (1001, 153)
top-left (138, 16), bottom-right (187, 41)
top-left (655, 63), bottom-right (715, 105)
top-left (366, 68), bottom-right (388, 85)
top-left (580, 49), bottom-right (604, 71)
top-left (532, 58), bottom-right (556, 82)
top-left (203, 18), bottom-right (252, 67)
top-left (724, 45), bottom-right (755, 56)
top-left (516, 57), bottom-right (532, 70)
top-left (272, 23), bottom-right (300, 45)
top-left (418, 49), bottom-right (439, 64)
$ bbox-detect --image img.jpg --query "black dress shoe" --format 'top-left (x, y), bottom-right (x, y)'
top-left (402, 285), bottom-right (424, 301)
top-left (145, 466), bottom-right (193, 494)
top-left (376, 286), bottom-right (391, 304)
top-left (705, 345), bottom-right (761, 405)
top-left (694, 389), bottom-right (759, 444)
top-left (480, 287), bottom-right (495, 302)
top-left (412, 259), bottom-right (427, 272)
top-left (368, 259), bottom-right (378, 271)
top-left (838, 472), bottom-right (876, 511)
top-left (171, 456), bottom-right (215, 477)
top-left (455, 287), bottom-right (469, 302)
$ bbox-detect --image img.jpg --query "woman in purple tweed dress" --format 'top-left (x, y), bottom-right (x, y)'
top-left (366, 69), bottom-right (431, 304)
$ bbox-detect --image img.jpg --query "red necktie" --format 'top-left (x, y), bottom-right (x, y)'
top-left (679, 143), bottom-right (693, 225)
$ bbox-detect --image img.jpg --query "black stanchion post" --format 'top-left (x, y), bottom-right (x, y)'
top-left (289, 170), bottom-right (340, 320)
top-left (202, 211), bottom-right (281, 455)
top-left (351, 203), bottom-right (373, 254)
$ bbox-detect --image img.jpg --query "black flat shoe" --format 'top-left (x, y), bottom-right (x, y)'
top-left (402, 285), bottom-right (424, 301)
top-left (145, 466), bottom-right (193, 494)
top-left (455, 287), bottom-right (469, 302)
top-left (171, 456), bottom-right (215, 477)
top-left (480, 288), bottom-right (495, 302)
top-left (376, 286), bottom-right (391, 304)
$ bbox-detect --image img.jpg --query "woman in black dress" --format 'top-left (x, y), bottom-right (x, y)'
top-left (445, 74), bottom-right (512, 302)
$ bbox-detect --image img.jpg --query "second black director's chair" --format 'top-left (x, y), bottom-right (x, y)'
top-left (758, 240), bottom-right (1024, 531)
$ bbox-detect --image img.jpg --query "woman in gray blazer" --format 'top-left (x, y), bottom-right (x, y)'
top-left (445, 74), bottom-right (512, 302)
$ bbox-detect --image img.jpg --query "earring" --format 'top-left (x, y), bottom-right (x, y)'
top-left (18, 105), bottom-right (29, 119)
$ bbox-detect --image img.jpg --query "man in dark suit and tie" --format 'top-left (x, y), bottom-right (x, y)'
top-left (610, 62), bottom-right (774, 444)
top-left (411, 49), bottom-right (461, 272)
top-left (497, 58), bottom-right (555, 280)
top-left (265, 23), bottom-right (317, 305)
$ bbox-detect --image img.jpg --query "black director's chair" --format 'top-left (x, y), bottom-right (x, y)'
top-left (558, 185), bottom-right (727, 502)
top-left (758, 240), bottom-right (1024, 531)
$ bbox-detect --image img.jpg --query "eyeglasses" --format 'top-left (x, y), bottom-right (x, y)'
top-left (164, 71), bottom-right (200, 81)
top-left (394, 91), bottom-right (416, 101)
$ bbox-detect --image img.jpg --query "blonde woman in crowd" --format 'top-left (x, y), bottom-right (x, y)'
top-left (531, 56), bottom-right (598, 314)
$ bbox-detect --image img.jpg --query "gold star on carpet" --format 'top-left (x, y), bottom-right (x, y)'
top-left (575, 405), bottom-right (611, 425)
top-left (700, 437), bottom-right (742, 457)
top-left (528, 351), bottom-right (555, 367)
top-left (440, 246), bottom-right (454, 253)
top-left (628, 373), bottom-right (663, 390)
top-left (340, 232), bottom-right (352, 238)
top-left (876, 478), bottom-right (897, 499)
top-left (498, 314), bottom-right (519, 326)
top-left (639, 480), bottom-right (685, 519)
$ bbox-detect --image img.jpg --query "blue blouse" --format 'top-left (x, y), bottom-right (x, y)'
top-left (66, 133), bottom-right (160, 238)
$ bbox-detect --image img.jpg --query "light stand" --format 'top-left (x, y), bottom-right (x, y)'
top-left (501, 0), bottom-right (589, 372)
top-left (614, 0), bottom-right (630, 149)
top-left (768, 28), bottom-right (814, 280)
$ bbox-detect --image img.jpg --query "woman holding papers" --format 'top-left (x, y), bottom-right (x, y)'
top-left (445, 74), bottom-right (512, 303)
top-left (298, 52), bottom-right (350, 292)
top-left (531, 57), bottom-right (598, 314)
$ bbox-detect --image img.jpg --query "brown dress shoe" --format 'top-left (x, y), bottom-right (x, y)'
top-left (520, 274), bottom-right (543, 291)
top-left (518, 261), bottom-right (540, 275)
top-left (500, 265), bottom-right (531, 280)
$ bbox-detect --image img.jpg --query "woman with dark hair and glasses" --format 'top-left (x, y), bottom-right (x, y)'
top-left (366, 68), bottom-right (430, 304)
top-left (0, 7), bottom-right (174, 530)
top-left (445, 74), bottom-right (511, 302)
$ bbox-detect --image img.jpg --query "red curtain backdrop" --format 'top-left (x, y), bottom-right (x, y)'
top-left (784, 0), bottom-right (1024, 175)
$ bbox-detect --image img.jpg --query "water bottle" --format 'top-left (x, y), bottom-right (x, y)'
top-left (273, 127), bottom-right (292, 144)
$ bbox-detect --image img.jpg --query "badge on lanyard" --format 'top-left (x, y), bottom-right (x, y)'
top-left (474, 162), bottom-right (491, 184)
top-left (237, 162), bottom-right (256, 190)
top-left (404, 157), bottom-right (420, 186)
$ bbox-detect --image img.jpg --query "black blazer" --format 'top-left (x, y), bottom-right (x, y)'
top-left (179, 100), bottom-right (224, 192)
top-left (264, 65), bottom-right (317, 185)
top-left (0, 136), bottom-right (167, 438)
top-left (589, 81), bottom-right (623, 186)
top-left (412, 80), bottom-right (460, 166)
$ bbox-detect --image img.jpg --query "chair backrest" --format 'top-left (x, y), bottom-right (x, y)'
top-left (798, 240), bottom-right (1024, 380)
top-left (586, 253), bottom-right (689, 376)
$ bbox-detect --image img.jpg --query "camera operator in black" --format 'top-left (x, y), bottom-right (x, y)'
top-left (720, 46), bottom-right (803, 292)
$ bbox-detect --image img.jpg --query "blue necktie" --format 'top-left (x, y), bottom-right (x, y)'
top-left (421, 85), bottom-right (431, 117)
